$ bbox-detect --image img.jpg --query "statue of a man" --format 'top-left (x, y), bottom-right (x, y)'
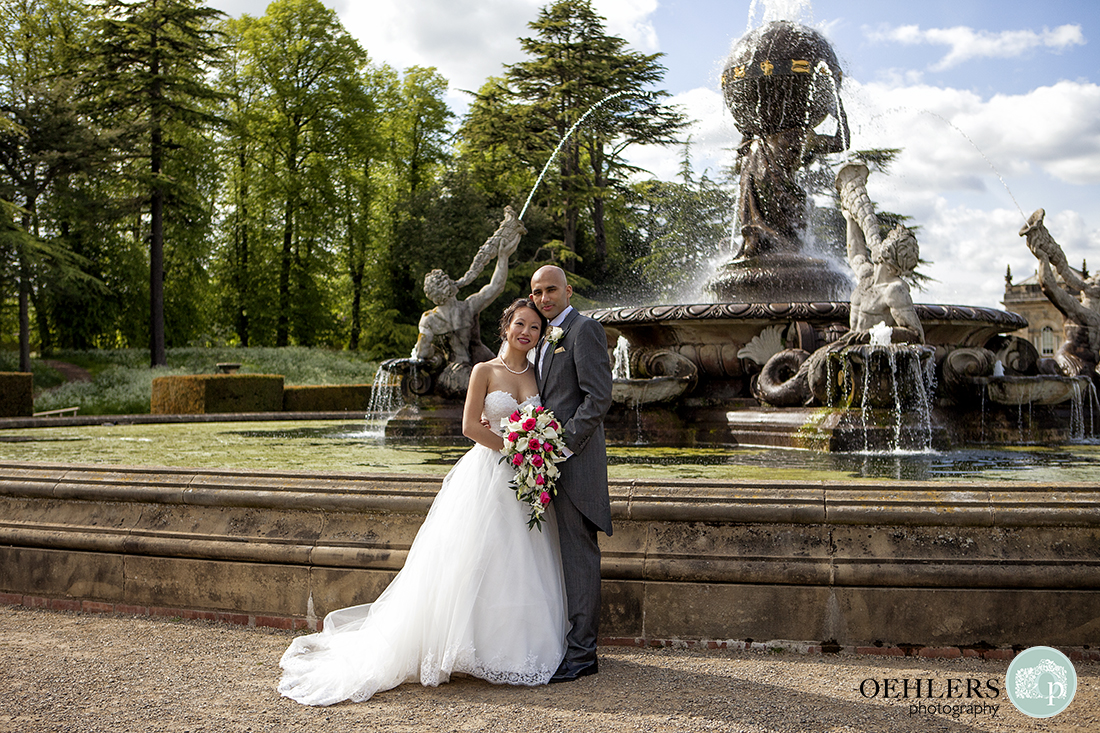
top-left (844, 215), bottom-right (924, 343)
top-left (412, 206), bottom-right (526, 369)
top-left (1020, 208), bottom-right (1100, 380)
top-left (836, 162), bottom-right (924, 343)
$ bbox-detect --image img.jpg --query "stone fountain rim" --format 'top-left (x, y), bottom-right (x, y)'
top-left (586, 301), bottom-right (1027, 329)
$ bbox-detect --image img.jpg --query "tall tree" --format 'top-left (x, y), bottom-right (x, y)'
top-left (212, 14), bottom-right (265, 346)
top-left (486, 0), bottom-right (685, 276)
top-left (332, 62), bottom-right (397, 351)
top-left (0, 0), bottom-right (103, 368)
top-left (627, 143), bottom-right (734, 299)
top-left (382, 65), bottom-right (453, 334)
top-left (240, 0), bottom-right (364, 346)
top-left (87, 0), bottom-right (223, 366)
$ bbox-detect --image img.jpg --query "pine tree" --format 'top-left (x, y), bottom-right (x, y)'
top-left (481, 0), bottom-right (685, 276)
top-left (87, 0), bottom-right (224, 366)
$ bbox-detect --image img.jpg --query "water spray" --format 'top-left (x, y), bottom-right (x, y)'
top-left (519, 91), bottom-right (630, 220)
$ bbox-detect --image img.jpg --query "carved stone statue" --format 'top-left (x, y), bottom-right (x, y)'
top-left (706, 20), bottom-right (853, 302)
top-left (412, 206), bottom-right (526, 395)
top-left (750, 163), bottom-right (928, 408)
top-left (835, 162), bottom-right (924, 344)
top-left (1020, 208), bottom-right (1100, 382)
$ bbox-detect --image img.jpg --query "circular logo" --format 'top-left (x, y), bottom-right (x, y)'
top-left (1006, 646), bottom-right (1077, 718)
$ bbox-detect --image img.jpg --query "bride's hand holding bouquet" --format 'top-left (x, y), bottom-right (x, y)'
top-left (499, 403), bottom-right (566, 530)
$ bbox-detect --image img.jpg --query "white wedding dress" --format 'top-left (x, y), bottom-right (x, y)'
top-left (278, 391), bottom-right (567, 706)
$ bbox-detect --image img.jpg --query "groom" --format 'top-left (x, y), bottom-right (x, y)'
top-left (530, 265), bottom-right (613, 683)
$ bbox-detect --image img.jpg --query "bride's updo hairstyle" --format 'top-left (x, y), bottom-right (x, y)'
top-left (499, 298), bottom-right (547, 341)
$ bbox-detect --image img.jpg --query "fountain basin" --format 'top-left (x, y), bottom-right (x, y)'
top-left (611, 376), bottom-right (694, 406)
top-left (591, 302), bottom-right (1026, 392)
top-left (981, 375), bottom-right (1092, 405)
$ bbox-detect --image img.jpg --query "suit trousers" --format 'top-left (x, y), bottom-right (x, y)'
top-left (554, 488), bottom-right (601, 663)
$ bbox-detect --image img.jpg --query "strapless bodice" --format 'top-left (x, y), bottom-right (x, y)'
top-left (483, 390), bottom-right (540, 435)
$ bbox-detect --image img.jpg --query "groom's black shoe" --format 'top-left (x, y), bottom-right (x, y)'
top-left (550, 658), bottom-right (598, 683)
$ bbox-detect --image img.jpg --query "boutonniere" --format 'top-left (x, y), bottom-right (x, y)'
top-left (545, 326), bottom-right (564, 346)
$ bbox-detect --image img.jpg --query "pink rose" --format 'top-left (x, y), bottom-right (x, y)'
top-left (535, 405), bottom-right (544, 413)
top-left (535, 474), bottom-right (545, 485)
top-left (549, 420), bottom-right (559, 430)
top-left (510, 410), bottom-right (521, 422)
top-left (527, 438), bottom-right (540, 452)
top-left (542, 441), bottom-right (553, 452)
top-left (531, 454), bottom-right (544, 468)
top-left (511, 454), bottom-right (524, 466)
top-left (522, 417), bottom-right (536, 431)
top-left (539, 491), bottom-right (551, 505)
top-left (508, 432), bottom-right (519, 442)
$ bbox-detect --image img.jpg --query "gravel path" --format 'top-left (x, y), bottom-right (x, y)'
top-left (0, 606), bottom-right (1095, 733)
top-left (41, 361), bottom-right (92, 384)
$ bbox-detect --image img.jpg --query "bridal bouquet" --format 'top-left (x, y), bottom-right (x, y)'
top-left (499, 404), bottom-right (567, 531)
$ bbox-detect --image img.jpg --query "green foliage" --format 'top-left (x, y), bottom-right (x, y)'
top-left (459, 0), bottom-right (686, 287)
top-left (624, 142), bottom-right (734, 300)
top-left (84, 0), bottom-right (226, 366)
top-left (4, 1), bottom-right (945, 366)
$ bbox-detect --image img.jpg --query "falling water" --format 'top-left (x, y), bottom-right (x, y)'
top-left (854, 344), bottom-right (937, 454)
top-left (746, 0), bottom-right (813, 30)
top-left (364, 364), bottom-right (404, 439)
top-left (920, 356), bottom-right (937, 448)
top-left (1068, 378), bottom-right (1098, 442)
top-left (807, 62), bottom-right (850, 154)
top-left (1071, 379), bottom-right (1085, 441)
top-left (887, 351), bottom-right (903, 450)
top-left (859, 355), bottom-right (872, 453)
top-left (612, 336), bottom-right (632, 380)
top-left (919, 110), bottom-right (1027, 222)
top-left (519, 91), bottom-right (629, 220)
top-left (1088, 381), bottom-right (1099, 438)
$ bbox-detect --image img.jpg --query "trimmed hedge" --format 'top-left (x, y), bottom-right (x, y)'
top-left (0, 372), bottom-right (33, 417)
top-left (151, 375), bottom-right (284, 414)
top-left (283, 384), bottom-right (373, 412)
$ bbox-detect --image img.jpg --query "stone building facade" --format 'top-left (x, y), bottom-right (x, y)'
top-left (1001, 264), bottom-right (1086, 357)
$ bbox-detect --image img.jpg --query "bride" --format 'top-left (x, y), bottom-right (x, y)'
top-left (279, 299), bottom-right (567, 706)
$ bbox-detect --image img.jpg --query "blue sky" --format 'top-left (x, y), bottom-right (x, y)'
top-left (211, 0), bottom-right (1100, 309)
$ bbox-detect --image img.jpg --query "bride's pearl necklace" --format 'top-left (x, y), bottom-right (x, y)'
top-left (501, 359), bottom-right (530, 375)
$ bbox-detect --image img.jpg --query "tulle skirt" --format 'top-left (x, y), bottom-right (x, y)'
top-left (278, 444), bottom-right (568, 706)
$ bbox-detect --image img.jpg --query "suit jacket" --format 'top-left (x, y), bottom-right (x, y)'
top-left (535, 308), bottom-right (613, 535)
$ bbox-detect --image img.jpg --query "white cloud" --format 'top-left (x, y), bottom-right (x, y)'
top-left (340, 0), bottom-right (661, 109)
top-left (836, 78), bottom-right (1100, 306)
top-left (626, 74), bottom-right (1100, 308)
top-left (343, 0), bottom-right (540, 99)
top-left (626, 86), bottom-right (735, 180)
top-left (594, 0), bottom-right (660, 53)
top-left (866, 23), bottom-right (1086, 71)
top-left (845, 79), bottom-right (1100, 194)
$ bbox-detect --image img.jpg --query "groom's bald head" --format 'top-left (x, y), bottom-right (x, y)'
top-left (530, 265), bottom-right (572, 321)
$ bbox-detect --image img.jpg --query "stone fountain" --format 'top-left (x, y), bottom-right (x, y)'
top-left (2, 9), bottom-right (1099, 659)
top-left (707, 19), bottom-right (852, 303)
top-left (374, 17), bottom-right (1094, 453)
top-left (591, 18), bottom-right (1093, 451)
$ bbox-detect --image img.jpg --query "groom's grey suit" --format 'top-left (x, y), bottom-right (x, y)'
top-left (535, 307), bottom-right (613, 666)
